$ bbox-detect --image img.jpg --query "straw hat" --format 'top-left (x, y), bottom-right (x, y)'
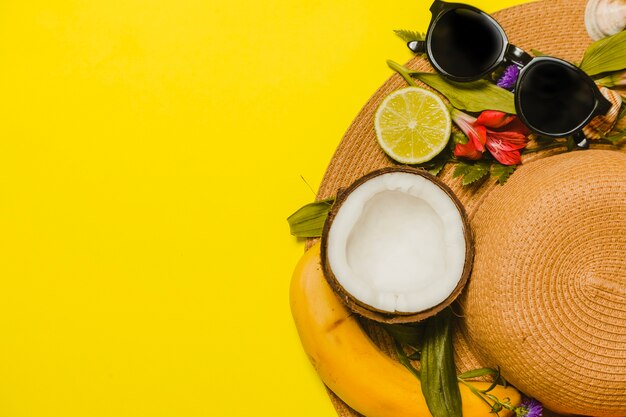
top-left (312, 0), bottom-right (626, 416)
top-left (458, 149), bottom-right (626, 416)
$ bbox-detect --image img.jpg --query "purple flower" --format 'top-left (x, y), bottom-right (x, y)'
top-left (516, 398), bottom-right (543, 417)
top-left (497, 65), bottom-right (520, 90)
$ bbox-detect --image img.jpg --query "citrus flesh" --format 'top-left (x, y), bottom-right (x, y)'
top-left (375, 87), bottom-right (451, 164)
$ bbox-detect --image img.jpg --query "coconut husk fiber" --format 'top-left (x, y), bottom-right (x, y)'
top-left (310, 0), bottom-right (626, 416)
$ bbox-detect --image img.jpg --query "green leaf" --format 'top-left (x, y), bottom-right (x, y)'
top-left (452, 162), bottom-right (472, 178)
top-left (394, 340), bottom-right (422, 381)
top-left (410, 72), bottom-right (516, 114)
top-left (393, 29), bottom-right (425, 43)
top-left (480, 376), bottom-right (502, 394)
top-left (420, 309), bottom-right (463, 417)
top-left (418, 148), bottom-right (451, 176)
top-left (595, 70), bottom-right (626, 87)
top-left (531, 48), bottom-right (547, 57)
top-left (457, 367), bottom-right (500, 380)
top-left (381, 323), bottom-right (424, 348)
top-left (566, 136), bottom-right (575, 151)
top-left (461, 161), bottom-right (490, 186)
top-left (491, 163), bottom-right (516, 185)
top-left (580, 30), bottom-right (626, 76)
top-left (459, 366), bottom-right (506, 394)
top-left (452, 132), bottom-right (468, 144)
top-left (453, 161), bottom-right (491, 185)
top-left (603, 132), bottom-right (626, 144)
top-left (287, 198), bottom-right (334, 237)
top-left (427, 162), bottom-right (446, 176)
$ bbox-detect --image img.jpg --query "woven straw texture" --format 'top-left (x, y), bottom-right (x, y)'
top-left (461, 150), bottom-right (626, 416)
top-left (311, 0), bottom-right (626, 416)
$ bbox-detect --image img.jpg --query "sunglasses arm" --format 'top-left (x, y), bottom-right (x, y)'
top-left (572, 131), bottom-right (590, 149)
top-left (407, 40), bottom-right (426, 54)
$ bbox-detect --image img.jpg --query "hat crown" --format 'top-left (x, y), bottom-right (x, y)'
top-left (461, 150), bottom-right (626, 417)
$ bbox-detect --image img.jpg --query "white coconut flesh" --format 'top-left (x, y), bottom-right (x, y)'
top-left (327, 172), bottom-right (466, 313)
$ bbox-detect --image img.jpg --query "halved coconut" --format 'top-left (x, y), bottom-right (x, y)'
top-left (321, 167), bottom-right (473, 323)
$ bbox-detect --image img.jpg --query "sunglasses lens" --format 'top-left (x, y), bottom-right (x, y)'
top-left (429, 8), bottom-right (505, 79)
top-left (517, 61), bottom-right (596, 136)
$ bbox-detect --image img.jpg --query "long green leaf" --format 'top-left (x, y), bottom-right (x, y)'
top-left (420, 308), bottom-right (462, 417)
top-left (381, 322), bottom-right (425, 348)
top-left (410, 72), bottom-right (516, 114)
top-left (287, 198), bottom-right (334, 237)
top-left (580, 30), bottom-right (626, 76)
top-left (394, 340), bottom-right (422, 381)
top-left (457, 367), bottom-right (499, 380)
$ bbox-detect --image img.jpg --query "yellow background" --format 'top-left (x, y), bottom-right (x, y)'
top-left (0, 0), bottom-right (527, 415)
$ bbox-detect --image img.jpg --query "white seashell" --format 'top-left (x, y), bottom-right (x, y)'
top-left (583, 86), bottom-right (622, 140)
top-left (611, 112), bottom-right (626, 133)
top-left (611, 95), bottom-right (626, 134)
top-left (585, 0), bottom-right (626, 40)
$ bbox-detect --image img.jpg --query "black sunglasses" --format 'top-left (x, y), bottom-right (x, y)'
top-left (407, 0), bottom-right (611, 147)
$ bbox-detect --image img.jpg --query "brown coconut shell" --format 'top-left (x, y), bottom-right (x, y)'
top-left (319, 166), bottom-right (474, 324)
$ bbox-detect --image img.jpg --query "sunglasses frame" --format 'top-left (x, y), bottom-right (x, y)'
top-left (408, 0), bottom-right (612, 140)
top-left (515, 56), bottom-right (612, 138)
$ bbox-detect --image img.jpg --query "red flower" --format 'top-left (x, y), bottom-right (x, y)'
top-left (451, 111), bottom-right (485, 160)
top-left (452, 109), bottom-right (530, 165)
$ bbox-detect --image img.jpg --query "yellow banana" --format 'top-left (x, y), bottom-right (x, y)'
top-left (290, 243), bottom-right (521, 417)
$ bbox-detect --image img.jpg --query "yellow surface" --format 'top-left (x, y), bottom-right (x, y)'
top-left (0, 0), bottom-right (528, 416)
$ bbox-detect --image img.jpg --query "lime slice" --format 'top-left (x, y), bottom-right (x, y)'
top-left (375, 87), bottom-right (451, 164)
